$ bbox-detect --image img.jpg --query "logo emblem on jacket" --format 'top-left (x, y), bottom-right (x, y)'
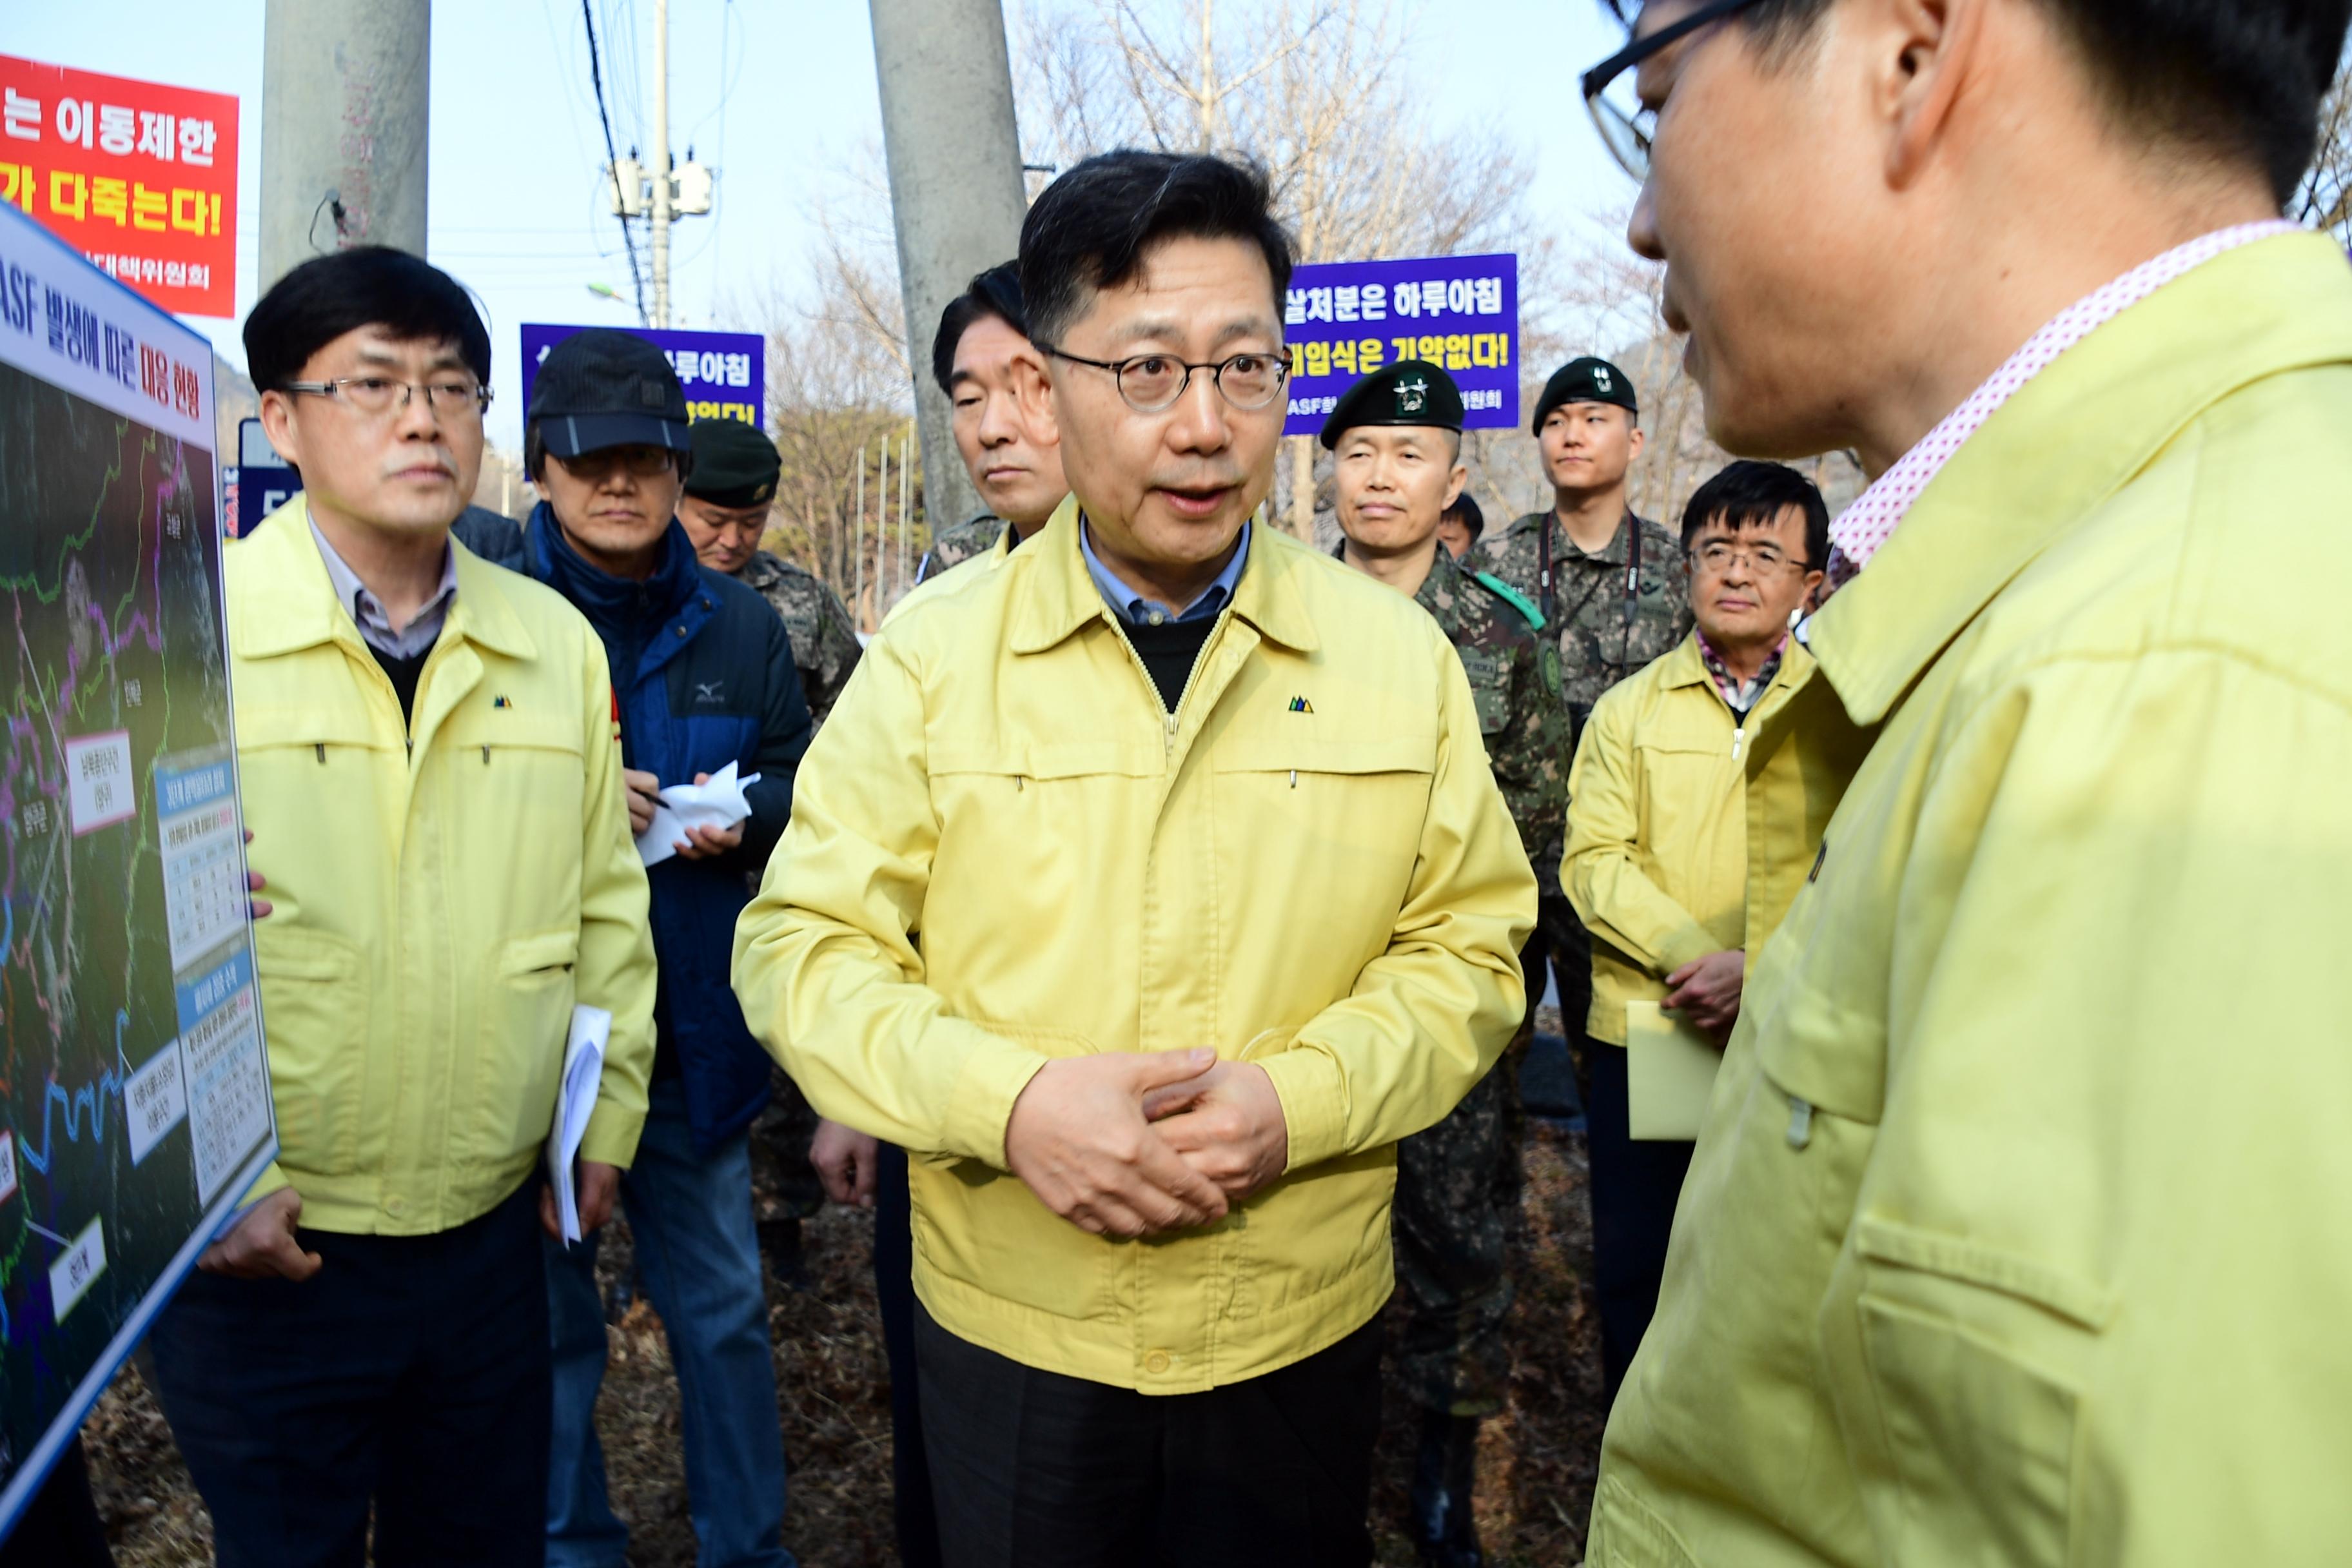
top-left (1287, 696), bottom-right (1314, 714)
top-left (694, 680), bottom-right (727, 705)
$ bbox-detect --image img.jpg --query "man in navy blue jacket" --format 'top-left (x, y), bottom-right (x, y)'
top-left (523, 329), bottom-right (808, 1568)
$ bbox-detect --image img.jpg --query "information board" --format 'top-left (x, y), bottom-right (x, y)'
top-left (1281, 252), bottom-right (1519, 437)
top-left (0, 54), bottom-right (239, 319)
top-left (520, 322), bottom-right (764, 427)
top-left (0, 197), bottom-right (270, 1539)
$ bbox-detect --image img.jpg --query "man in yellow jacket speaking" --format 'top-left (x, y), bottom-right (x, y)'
top-left (1579, 1), bottom-right (2352, 1565)
top-left (733, 151), bottom-right (1534, 1568)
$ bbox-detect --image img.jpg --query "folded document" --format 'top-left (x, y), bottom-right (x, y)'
top-left (636, 760), bottom-right (760, 867)
top-left (544, 1004), bottom-right (611, 1245)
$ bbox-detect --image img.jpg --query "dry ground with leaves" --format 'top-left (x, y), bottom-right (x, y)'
top-left (81, 1092), bottom-right (1606, 1566)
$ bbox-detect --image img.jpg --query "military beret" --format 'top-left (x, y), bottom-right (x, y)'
top-left (1318, 359), bottom-right (1464, 449)
top-left (682, 416), bottom-right (781, 509)
top-left (1531, 355), bottom-right (1637, 433)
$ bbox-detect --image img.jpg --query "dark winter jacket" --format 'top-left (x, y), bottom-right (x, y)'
top-left (524, 502), bottom-right (810, 1152)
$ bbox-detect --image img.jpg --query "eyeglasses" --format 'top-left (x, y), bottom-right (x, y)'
top-left (1039, 346), bottom-right (1289, 415)
top-left (1687, 539), bottom-right (1811, 576)
top-left (1582, 0), bottom-right (1766, 182)
top-left (553, 446), bottom-right (679, 480)
top-left (284, 375), bottom-right (493, 420)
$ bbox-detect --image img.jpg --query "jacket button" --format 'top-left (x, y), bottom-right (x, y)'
top-left (384, 1196), bottom-right (405, 1217)
top-left (1144, 1349), bottom-right (1171, 1375)
top-left (674, 626), bottom-right (687, 638)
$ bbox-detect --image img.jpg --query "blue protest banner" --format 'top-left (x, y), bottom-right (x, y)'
top-left (1282, 253), bottom-right (1519, 437)
top-left (520, 323), bottom-right (765, 426)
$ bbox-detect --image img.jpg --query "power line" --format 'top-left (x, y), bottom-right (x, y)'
top-left (582, 0), bottom-right (648, 325)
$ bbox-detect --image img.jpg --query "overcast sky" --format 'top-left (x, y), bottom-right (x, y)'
top-left (15, 1), bottom-right (1637, 449)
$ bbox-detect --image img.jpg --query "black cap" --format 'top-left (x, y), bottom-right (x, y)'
top-left (529, 329), bottom-right (692, 460)
top-left (683, 418), bottom-right (781, 509)
top-left (1318, 359), bottom-right (1464, 449)
top-left (1531, 355), bottom-right (1636, 433)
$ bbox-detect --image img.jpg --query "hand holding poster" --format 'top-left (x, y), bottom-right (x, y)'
top-left (1282, 252), bottom-right (1519, 436)
top-left (0, 195), bottom-right (271, 1540)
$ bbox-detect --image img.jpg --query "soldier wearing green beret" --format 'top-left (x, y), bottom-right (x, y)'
top-left (1324, 359), bottom-right (1567, 1568)
top-left (678, 416), bottom-right (865, 730)
top-left (1477, 356), bottom-right (1691, 1115)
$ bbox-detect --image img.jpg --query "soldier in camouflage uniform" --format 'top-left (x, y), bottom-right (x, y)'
top-left (675, 417), bottom-right (862, 1261)
top-left (914, 512), bottom-right (1012, 581)
top-left (676, 417), bottom-right (865, 729)
top-left (1326, 361), bottom-right (1569, 1568)
top-left (910, 261), bottom-right (1068, 587)
top-left (1477, 357), bottom-right (1692, 1114)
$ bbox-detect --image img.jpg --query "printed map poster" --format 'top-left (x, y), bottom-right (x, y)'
top-left (520, 322), bottom-right (765, 427)
top-left (0, 198), bottom-right (271, 1538)
top-left (1281, 252), bottom-right (1519, 438)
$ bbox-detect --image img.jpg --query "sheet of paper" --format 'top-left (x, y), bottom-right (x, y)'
top-left (544, 1005), bottom-right (612, 1244)
top-left (636, 761), bottom-right (760, 867)
top-left (1625, 999), bottom-right (1725, 1142)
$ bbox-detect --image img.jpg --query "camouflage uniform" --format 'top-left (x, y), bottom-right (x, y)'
top-left (735, 551), bottom-right (863, 1233)
top-left (1393, 542), bottom-right (1569, 1418)
top-left (738, 551), bottom-right (863, 730)
top-left (1478, 507), bottom-right (1692, 1096)
top-left (914, 513), bottom-right (1012, 582)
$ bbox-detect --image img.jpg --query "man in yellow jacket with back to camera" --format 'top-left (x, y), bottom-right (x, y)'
top-left (1578, 0), bottom-right (2352, 1563)
top-left (733, 150), bottom-right (1534, 1568)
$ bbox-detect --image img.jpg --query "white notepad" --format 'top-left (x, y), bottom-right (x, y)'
top-left (1625, 1000), bottom-right (1724, 1142)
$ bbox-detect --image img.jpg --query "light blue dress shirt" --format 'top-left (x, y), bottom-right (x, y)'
top-left (1079, 516), bottom-right (1253, 626)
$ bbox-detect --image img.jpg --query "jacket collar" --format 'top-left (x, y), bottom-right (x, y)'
top-left (1808, 231), bottom-right (2352, 726)
top-left (232, 494), bottom-right (536, 663)
top-left (1008, 495), bottom-right (1322, 656)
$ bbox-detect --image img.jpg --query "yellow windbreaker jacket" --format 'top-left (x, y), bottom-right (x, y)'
top-left (1588, 231), bottom-right (2352, 1565)
top-left (230, 501), bottom-right (657, 1235)
top-left (734, 499), bottom-right (1534, 1392)
top-left (1563, 632), bottom-right (1843, 1045)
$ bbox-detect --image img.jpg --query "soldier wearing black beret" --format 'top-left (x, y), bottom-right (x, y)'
top-left (1323, 358), bottom-right (1567, 1568)
top-left (675, 418), bottom-right (863, 734)
top-left (1474, 356), bottom-right (1690, 1224)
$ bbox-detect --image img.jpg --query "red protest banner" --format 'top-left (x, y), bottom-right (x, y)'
top-left (0, 55), bottom-right (238, 318)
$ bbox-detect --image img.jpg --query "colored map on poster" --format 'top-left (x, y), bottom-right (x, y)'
top-left (0, 200), bottom-right (268, 1534)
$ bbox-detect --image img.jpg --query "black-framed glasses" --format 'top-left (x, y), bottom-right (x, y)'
top-left (1582, 0), bottom-right (1765, 182)
top-left (284, 375), bottom-right (493, 420)
top-left (1039, 346), bottom-right (1289, 415)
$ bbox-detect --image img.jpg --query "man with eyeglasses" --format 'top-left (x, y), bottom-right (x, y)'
top-left (1562, 460), bottom-right (1841, 1403)
top-left (145, 248), bottom-right (658, 1566)
top-left (1578, 1), bottom-right (2352, 1563)
top-left (519, 329), bottom-right (810, 1568)
top-left (733, 150), bottom-right (1534, 1568)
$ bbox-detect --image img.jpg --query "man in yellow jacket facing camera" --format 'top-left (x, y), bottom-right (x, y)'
top-left (733, 151), bottom-right (1533, 1568)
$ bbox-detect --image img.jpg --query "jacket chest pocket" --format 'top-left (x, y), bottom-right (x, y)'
top-left (439, 716), bottom-right (592, 937)
top-left (1208, 730), bottom-right (1435, 965)
top-left (1456, 649), bottom-right (1511, 736)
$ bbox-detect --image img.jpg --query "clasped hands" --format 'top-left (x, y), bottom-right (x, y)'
top-left (1003, 1048), bottom-right (1289, 1239)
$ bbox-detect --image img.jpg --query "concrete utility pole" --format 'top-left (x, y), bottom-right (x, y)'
top-left (650, 0), bottom-right (672, 328)
top-left (259, 0), bottom-right (431, 291)
top-left (870, 0), bottom-right (1028, 531)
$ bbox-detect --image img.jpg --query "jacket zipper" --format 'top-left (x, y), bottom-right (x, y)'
top-left (1731, 723), bottom-right (1746, 763)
